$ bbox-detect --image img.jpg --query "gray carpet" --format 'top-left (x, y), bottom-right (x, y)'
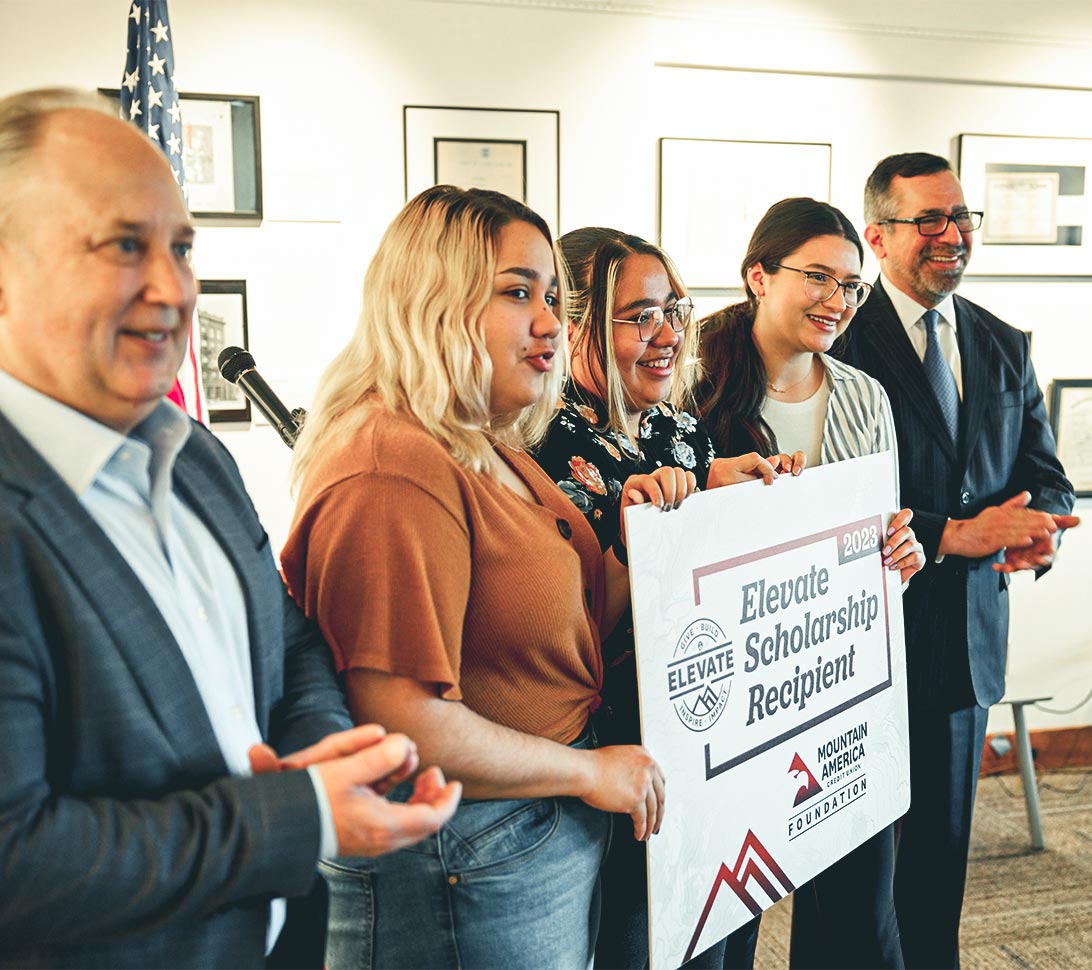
top-left (752, 769), bottom-right (1092, 968)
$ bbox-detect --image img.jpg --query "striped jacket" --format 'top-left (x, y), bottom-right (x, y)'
top-left (816, 352), bottom-right (899, 504)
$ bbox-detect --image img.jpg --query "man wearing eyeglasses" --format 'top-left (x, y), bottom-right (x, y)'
top-left (837, 152), bottom-right (1078, 968)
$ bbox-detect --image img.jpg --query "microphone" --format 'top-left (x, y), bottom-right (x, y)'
top-left (217, 346), bottom-right (305, 449)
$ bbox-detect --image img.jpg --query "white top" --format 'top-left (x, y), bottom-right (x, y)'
top-left (762, 380), bottom-right (831, 469)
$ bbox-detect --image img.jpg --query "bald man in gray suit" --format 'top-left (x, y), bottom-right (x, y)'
top-left (0, 88), bottom-right (460, 968)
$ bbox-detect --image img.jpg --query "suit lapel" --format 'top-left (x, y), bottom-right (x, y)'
top-left (954, 296), bottom-right (989, 468)
top-left (861, 283), bottom-right (959, 463)
top-left (0, 415), bottom-right (227, 771)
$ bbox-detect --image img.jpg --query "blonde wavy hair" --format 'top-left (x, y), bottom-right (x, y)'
top-left (292, 185), bottom-right (567, 486)
top-left (559, 227), bottom-right (699, 446)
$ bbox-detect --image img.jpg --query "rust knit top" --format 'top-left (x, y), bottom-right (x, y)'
top-left (281, 410), bottom-right (606, 745)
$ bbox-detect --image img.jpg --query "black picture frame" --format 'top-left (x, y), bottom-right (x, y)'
top-left (1048, 378), bottom-right (1092, 497)
top-left (197, 280), bottom-right (250, 425)
top-left (99, 89), bottom-right (262, 224)
top-left (433, 137), bottom-right (528, 202)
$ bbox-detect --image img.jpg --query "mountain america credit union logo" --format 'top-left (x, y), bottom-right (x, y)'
top-left (667, 618), bottom-right (735, 732)
top-left (788, 753), bottom-right (823, 806)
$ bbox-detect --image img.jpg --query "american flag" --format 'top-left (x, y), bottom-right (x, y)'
top-left (120, 0), bottom-right (207, 424)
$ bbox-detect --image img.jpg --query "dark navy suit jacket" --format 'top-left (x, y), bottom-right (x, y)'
top-left (839, 281), bottom-right (1074, 711)
top-left (0, 411), bottom-right (350, 968)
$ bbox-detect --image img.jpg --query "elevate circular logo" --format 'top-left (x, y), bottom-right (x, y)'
top-left (667, 618), bottom-right (734, 732)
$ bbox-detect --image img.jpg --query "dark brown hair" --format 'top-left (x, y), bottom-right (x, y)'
top-left (697, 197), bottom-right (862, 455)
top-left (863, 152), bottom-right (953, 223)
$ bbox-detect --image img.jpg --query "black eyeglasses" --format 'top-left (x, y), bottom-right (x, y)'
top-left (768, 265), bottom-right (872, 308)
top-left (612, 297), bottom-right (694, 342)
top-left (876, 211), bottom-right (984, 236)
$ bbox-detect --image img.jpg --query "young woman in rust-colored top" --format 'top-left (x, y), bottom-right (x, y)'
top-left (281, 186), bottom-right (696, 970)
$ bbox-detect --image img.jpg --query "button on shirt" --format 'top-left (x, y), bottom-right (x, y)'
top-left (881, 278), bottom-right (963, 400)
top-left (0, 370), bottom-right (335, 949)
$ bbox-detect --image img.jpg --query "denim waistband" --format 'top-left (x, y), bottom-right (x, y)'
top-left (569, 721), bottom-right (598, 750)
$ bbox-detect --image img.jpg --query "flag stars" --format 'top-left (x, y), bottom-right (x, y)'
top-left (128, 99), bottom-right (142, 120)
top-left (151, 20), bottom-right (169, 43)
top-left (148, 51), bottom-right (167, 76)
top-left (167, 101), bottom-right (181, 124)
top-left (148, 86), bottom-right (164, 108)
top-left (129, 2), bottom-right (140, 23)
top-left (123, 70), bottom-right (140, 92)
top-left (166, 132), bottom-right (181, 155)
top-left (148, 123), bottom-right (160, 141)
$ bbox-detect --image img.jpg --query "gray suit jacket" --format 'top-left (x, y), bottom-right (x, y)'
top-left (838, 282), bottom-right (1074, 711)
top-left (0, 411), bottom-right (351, 968)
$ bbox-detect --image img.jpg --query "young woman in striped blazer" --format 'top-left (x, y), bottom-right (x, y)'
top-left (697, 196), bottom-right (925, 969)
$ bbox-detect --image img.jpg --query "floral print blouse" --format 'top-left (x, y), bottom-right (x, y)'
top-left (533, 381), bottom-right (716, 552)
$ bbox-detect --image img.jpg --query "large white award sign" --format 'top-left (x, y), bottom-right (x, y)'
top-left (626, 453), bottom-right (909, 969)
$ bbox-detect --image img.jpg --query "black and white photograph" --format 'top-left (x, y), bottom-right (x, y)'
top-left (196, 279), bottom-right (250, 425)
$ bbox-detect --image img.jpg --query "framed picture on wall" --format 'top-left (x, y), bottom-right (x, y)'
top-left (434, 138), bottom-right (527, 202)
top-left (196, 280), bottom-right (250, 425)
top-left (957, 133), bottom-right (1092, 276)
top-left (1049, 378), bottom-right (1092, 496)
top-left (404, 106), bottom-right (559, 231)
top-left (179, 94), bottom-right (262, 222)
top-left (659, 138), bottom-right (832, 289)
top-left (99, 89), bottom-right (262, 223)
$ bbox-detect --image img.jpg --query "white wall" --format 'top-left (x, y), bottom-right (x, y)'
top-left (1, 0), bottom-right (1089, 730)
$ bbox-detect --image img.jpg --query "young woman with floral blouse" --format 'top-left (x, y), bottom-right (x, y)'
top-left (533, 228), bottom-right (793, 969)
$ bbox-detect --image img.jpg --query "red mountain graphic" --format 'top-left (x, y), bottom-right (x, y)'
top-left (789, 752), bottom-right (823, 806)
top-left (683, 830), bottom-right (795, 963)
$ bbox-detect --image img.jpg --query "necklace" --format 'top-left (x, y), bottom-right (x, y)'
top-left (766, 361), bottom-right (815, 394)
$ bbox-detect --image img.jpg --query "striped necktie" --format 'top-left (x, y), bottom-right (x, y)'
top-left (922, 309), bottom-right (959, 443)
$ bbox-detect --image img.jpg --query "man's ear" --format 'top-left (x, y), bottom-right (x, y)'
top-left (863, 223), bottom-right (887, 261)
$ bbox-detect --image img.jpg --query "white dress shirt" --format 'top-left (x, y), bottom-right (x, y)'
top-left (880, 277), bottom-right (963, 400)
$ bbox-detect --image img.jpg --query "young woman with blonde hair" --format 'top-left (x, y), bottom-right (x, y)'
top-left (283, 187), bottom-right (691, 969)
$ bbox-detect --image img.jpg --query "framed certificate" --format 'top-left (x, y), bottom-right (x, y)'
top-left (958, 134), bottom-right (1092, 276)
top-left (404, 106), bottom-right (559, 231)
top-left (1049, 378), bottom-right (1092, 496)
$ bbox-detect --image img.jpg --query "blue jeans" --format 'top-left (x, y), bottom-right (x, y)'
top-left (320, 750), bottom-right (609, 968)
